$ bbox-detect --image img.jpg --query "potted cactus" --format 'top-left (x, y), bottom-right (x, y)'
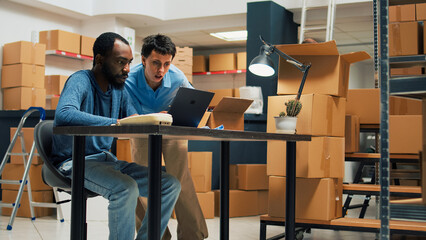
top-left (274, 99), bottom-right (302, 134)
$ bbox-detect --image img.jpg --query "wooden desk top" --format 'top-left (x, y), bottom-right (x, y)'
top-left (54, 125), bottom-right (311, 142)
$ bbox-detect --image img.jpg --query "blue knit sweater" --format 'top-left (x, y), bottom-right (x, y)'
top-left (51, 70), bottom-right (137, 166)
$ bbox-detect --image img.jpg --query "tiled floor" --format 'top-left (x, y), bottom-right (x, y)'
top-left (0, 196), bottom-right (424, 240)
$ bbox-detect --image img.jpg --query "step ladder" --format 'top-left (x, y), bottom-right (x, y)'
top-left (0, 107), bottom-right (64, 230)
top-left (299, 0), bottom-right (336, 43)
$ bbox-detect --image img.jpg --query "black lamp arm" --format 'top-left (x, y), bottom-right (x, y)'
top-left (273, 46), bottom-right (305, 71)
top-left (259, 35), bottom-right (309, 72)
top-left (296, 64), bottom-right (311, 101)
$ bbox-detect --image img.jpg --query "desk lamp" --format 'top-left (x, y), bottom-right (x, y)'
top-left (248, 36), bottom-right (311, 115)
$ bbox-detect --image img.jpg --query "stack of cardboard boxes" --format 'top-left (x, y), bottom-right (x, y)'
top-left (193, 52), bottom-right (246, 73)
top-left (39, 29), bottom-right (95, 110)
top-left (2, 41), bottom-right (46, 110)
top-left (346, 88), bottom-right (422, 185)
top-left (213, 164), bottom-right (268, 218)
top-left (266, 41), bottom-right (369, 221)
top-left (389, 3), bottom-right (425, 76)
top-left (187, 152), bottom-right (215, 219)
top-left (1, 127), bottom-right (54, 218)
top-left (173, 47), bottom-right (193, 84)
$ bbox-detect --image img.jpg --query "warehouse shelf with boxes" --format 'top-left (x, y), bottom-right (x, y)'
top-left (259, 3), bottom-right (426, 234)
top-left (192, 52), bottom-right (247, 91)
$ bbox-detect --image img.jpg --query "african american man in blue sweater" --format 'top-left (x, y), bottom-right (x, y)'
top-left (51, 32), bottom-right (181, 240)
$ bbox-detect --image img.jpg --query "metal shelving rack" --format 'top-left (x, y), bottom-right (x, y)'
top-left (377, 0), bottom-right (426, 239)
top-left (376, 1), bottom-right (391, 239)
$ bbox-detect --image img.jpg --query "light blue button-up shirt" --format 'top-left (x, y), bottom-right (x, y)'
top-left (125, 63), bottom-right (193, 114)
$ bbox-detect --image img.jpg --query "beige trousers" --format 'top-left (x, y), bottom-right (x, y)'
top-left (130, 138), bottom-right (208, 240)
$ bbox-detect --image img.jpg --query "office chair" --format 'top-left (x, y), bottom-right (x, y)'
top-left (33, 120), bottom-right (98, 217)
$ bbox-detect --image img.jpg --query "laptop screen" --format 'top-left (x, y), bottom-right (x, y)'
top-left (168, 88), bottom-right (214, 127)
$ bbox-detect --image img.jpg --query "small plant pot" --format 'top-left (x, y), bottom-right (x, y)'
top-left (274, 116), bottom-right (297, 134)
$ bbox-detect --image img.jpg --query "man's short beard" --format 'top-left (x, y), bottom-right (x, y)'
top-left (101, 63), bottom-right (126, 89)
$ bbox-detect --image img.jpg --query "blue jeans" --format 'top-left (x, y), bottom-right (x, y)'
top-left (59, 151), bottom-right (181, 240)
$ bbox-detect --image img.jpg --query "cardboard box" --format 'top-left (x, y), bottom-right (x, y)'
top-left (345, 115), bottom-right (360, 153)
top-left (214, 190), bottom-right (259, 217)
top-left (176, 47), bottom-right (193, 59)
top-left (268, 176), bottom-right (342, 221)
top-left (391, 96), bottom-right (422, 115)
top-left (423, 98), bottom-right (426, 205)
top-left (424, 23), bottom-right (426, 54)
top-left (46, 96), bottom-right (60, 110)
top-left (390, 21), bottom-right (422, 56)
top-left (80, 35), bottom-right (95, 57)
top-left (391, 66), bottom-right (423, 76)
top-left (173, 63), bottom-right (192, 76)
top-left (2, 163), bottom-right (51, 191)
top-left (416, 3), bottom-right (426, 20)
top-left (237, 52), bottom-right (247, 70)
top-left (276, 41), bottom-right (370, 98)
top-left (3, 87), bottom-right (46, 110)
top-left (10, 127), bottom-right (42, 164)
top-left (209, 53), bottom-right (236, 72)
top-left (51, 96), bottom-right (60, 110)
top-left (1, 64), bottom-right (45, 89)
top-left (193, 55), bottom-right (207, 72)
top-left (189, 152), bottom-right (212, 193)
top-left (116, 139), bottom-right (132, 163)
top-left (1, 190), bottom-right (54, 218)
top-left (346, 89), bottom-right (379, 124)
top-left (267, 137), bottom-right (344, 178)
top-left (2, 41), bottom-right (46, 66)
top-left (185, 73), bottom-right (193, 84)
top-left (39, 29), bottom-right (81, 54)
top-left (389, 4), bottom-right (416, 22)
top-left (208, 89), bottom-right (234, 107)
top-left (196, 192), bottom-right (215, 219)
top-left (205, 97), bottom-right (253, 131)
top-left (346, 89), bottom-right (423, 124)
top-left (258, 190), bottom-right (269, 214)
top-left (174, 49), bottom-right (193, 67)
top-left (45, 75), bottom-right (67, 95)
top-left (229, 164), bottom-right (268, 190)
top-left (267, 94), bottom-right (345, 137)
top-left (389, 115), bottom-right (422, 154)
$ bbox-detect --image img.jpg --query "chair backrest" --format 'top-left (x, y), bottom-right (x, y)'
top-left (34, 120), bottom-right (72, 190)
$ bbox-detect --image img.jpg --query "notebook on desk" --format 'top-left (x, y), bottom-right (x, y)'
top-left (168, 87), bottom-right (214, 127)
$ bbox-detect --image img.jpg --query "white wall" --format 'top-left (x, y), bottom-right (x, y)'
top-left (349, 60), bottom-right (375, 89)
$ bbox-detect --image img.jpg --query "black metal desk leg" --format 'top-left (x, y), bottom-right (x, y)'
top-left (220, 141), bottom-right (230, 240)
top-left (148, 135), bottom-right (162, 240)
top-left (71, 136), bottom-right (86, 240)
top-left (286, 141), bottom-right (296, 240)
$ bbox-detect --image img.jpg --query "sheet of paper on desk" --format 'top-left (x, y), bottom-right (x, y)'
top-left (117, 113), bottom-right (173, 126)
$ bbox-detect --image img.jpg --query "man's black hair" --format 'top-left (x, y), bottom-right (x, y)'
top-left (141, 34), bottom-right (176, 59)
top-left (93, 32), bottom-right (129, 66)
